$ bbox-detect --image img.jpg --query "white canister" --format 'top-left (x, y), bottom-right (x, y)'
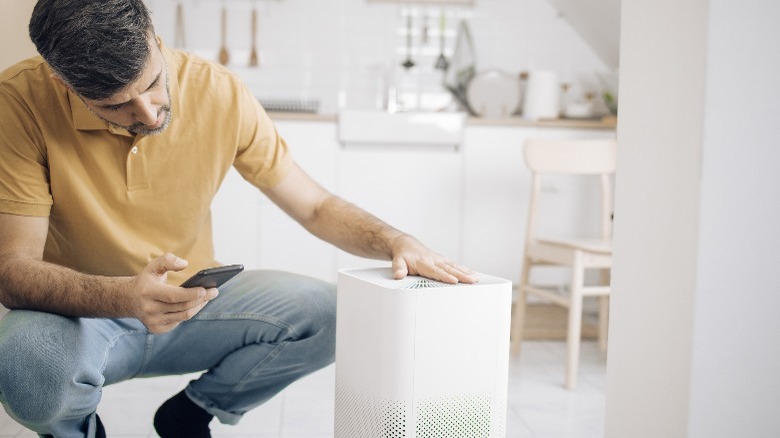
top-left (522, 70), bottom-right (560, 120)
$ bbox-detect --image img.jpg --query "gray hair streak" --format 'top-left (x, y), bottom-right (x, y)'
top-left (29, 0), bottom-right (155, 100)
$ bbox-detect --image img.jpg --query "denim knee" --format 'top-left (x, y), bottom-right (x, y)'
top-left (0, 311), bottom-right (101, 424)
top-left (299, 280), bottom-right (337, 367)
top-left (264, 272), bottom-right (337, 368)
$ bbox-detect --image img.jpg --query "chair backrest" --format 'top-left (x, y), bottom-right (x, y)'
top-left (523, 138), bottom-right (617, 242)
top-left (524, 138), bottom-right (617, 175)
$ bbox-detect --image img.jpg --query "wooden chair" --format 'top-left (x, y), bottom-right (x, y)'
top-left (510, 138), bottom-right (617, 390)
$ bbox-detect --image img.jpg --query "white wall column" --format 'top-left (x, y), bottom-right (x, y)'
top-left (0, 0), bottom-right (37, 318)
top-left (0, 0), bottom-right (37, 70)
top-left (606, 0), bottom-right (780, 437)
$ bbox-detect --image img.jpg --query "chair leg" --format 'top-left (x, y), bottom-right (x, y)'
top-left (598, 269), bottom-right (610, 352)
top-left (598, 295), bottom-right (609, 352)
top-left (565, 255), bottom-right (585, 390)
top-left (510, 257), bottom-right (532, 355)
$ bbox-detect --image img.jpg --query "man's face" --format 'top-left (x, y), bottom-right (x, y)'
top-left (80, 38), bottom-right (172, 136)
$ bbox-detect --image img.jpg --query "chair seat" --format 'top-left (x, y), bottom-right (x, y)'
top-left (535, 237), bottom-right (612, 253)
top-left (527, 238), bottom-right (612, 268)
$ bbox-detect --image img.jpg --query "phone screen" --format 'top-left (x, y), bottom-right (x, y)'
top-left (180, 264), bottom-right (244, 289)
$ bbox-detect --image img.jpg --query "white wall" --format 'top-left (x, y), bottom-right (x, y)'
top-left (546, 0), bottom-right (621, 69)
top-left (0, 0), bottom-right (36, 70)
top-left (688, 0), bottom-right (780, 436)
top-left (606, 0), bottom-right (780, 437)
top-left (0, 0), bottom-right (37, 318)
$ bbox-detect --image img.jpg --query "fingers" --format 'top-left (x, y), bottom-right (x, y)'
top-left (146, 252), bottom-right (188, 276)
top-left (441, 262), bottom-right (478, 284)
top-left (159, 287), bottom-right (219, 312)
top-left (397, 255), bottom-right (478, 285)
top-left (135, 255), bottom-right (218, 334)
top-left (143, 287), bottom-right (218, 334)
top-left (389, 235), bottom-right (477, 284)
top-left (392, 256), bottom-right (409, 280)
top-left (155, 285), bottom-right (219, 305)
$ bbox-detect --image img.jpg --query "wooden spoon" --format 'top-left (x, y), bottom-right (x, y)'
top-left (174, 2), bottom-right (186, 49)
top-left (249, 7), bottom-right (259, 67)
top-left (218, 6), bottom-right (229, 65)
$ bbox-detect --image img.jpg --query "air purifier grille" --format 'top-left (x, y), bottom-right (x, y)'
top-left (400, 278), bottom-right (456, 289)
top-left (415, 393), bottom-right (494, 437)
top-left (335, 382), bottom-right (407, 437)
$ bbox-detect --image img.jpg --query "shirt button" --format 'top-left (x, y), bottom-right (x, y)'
top-left (131, 146), bottom-right (139, 154)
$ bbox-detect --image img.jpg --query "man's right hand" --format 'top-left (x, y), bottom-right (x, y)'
top-left (130, 253), bottom-right (219, 334)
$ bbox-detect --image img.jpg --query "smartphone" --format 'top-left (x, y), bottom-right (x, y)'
top-left (180, 264), bottom-right (244, 289)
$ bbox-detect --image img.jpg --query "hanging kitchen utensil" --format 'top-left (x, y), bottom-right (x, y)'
top-left (434, 11), bottom-right (449, 70)
top-left (443, 20), bottom-right (476, 112)
top-left (218, 5), bottom-right (230, 65)
top-left (249, 6), bottom-right (259, 67)
top-left (421, 12), bottom-right (429, 45)
top-left (174, 2), bottom-right (186, 49)
top-left (401, 14), bottom-right (415, 70)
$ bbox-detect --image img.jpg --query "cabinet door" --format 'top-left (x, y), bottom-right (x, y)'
top-left (211, 167), bottom-right (262, 268)
top-left (336, 144), bottom-right (463, 272)
top-left (461, 126), bottom-right (531, 283)
top-left (256, 120), bottom-right (340, 282)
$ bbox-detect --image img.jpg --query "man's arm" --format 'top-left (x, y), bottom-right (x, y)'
top-left (0, 212), bottom-right (217, 333)
top-left (261, 162), bottom-right (476, 284)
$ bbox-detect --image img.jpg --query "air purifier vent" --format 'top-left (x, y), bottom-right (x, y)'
top-left (415, 393), bottom-right (494, 437)
top-left (400, 278), bottom-right (456, 289)
top-left (336, 382), bottom-right (407, 437)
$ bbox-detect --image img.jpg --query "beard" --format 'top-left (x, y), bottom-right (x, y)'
top-left (123, 105), bottom-right (172, 135)
top-left (86, 68), bottom-right (174, 136)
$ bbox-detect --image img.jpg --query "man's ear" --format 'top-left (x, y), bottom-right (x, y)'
top-left (49, 73), bottom-right (74, 93)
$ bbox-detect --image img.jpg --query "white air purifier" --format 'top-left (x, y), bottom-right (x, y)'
top-left (334, 267), bottom-right (512, 438)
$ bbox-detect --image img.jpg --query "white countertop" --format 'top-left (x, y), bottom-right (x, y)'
top-left (268, 111), bottom-right (617, 130)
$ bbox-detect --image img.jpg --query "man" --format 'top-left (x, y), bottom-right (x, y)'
top-left (0, 1), bottom-right (476, 436)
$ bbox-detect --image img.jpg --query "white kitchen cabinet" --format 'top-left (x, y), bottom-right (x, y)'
top-left (335, 143), bottom-right (464, 272)
top-left (461, 125), bottom-right (616, 284)
top-left (211, 120), bottom-right (339, 281)
top-left (211, 167), bottom-right (262, 269)
top-left (255, 120), bottom-right (340, 282)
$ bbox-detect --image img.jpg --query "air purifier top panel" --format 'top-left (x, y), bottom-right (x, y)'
top-left (338, 267), bottom-right (510, 290)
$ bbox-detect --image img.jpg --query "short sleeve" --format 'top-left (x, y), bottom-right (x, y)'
top-left (0, 86), bottom-right (52, 216)
top-left (231, 82), bottom-right (293, 189)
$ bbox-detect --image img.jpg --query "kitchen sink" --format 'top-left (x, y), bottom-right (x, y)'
top-left (337, 109), bottom-right (467, 147)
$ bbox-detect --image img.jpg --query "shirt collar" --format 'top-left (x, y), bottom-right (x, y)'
top-left (69, 88), bottom-right (108, 131)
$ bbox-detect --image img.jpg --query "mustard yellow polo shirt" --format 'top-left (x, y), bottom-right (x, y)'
top-left (0, 44), bottom-right (292, 285)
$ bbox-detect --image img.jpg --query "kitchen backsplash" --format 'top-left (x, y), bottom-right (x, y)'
top-left (146, 0), bottom-right (611, 114)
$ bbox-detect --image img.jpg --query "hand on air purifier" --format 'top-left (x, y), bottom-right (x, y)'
top-left (389, 234), bottom-right (477, 285)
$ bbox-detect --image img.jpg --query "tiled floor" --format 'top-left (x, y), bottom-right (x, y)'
top-left (0, 341), bottom-right (607, 438)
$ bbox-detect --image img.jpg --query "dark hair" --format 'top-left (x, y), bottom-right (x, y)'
top-left (29, 0), bottom-right (155, 100)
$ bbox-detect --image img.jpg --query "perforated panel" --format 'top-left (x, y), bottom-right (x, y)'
top-left (400, 278), bottom-right (457, 289)
top-left (336, 382), bottom-right (408, 437)
top-left (415, 393), bottom-right (494, 437)
top-left (336, 384), bottom-right (503, 437)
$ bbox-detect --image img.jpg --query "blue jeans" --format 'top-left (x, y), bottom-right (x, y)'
top-left (0, 270), bottom-right (336, 437)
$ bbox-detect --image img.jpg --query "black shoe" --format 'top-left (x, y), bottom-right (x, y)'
top-left (153, 390), bottom-right (213, 438)
top-left (95, 414), bottom-right (106, 438)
